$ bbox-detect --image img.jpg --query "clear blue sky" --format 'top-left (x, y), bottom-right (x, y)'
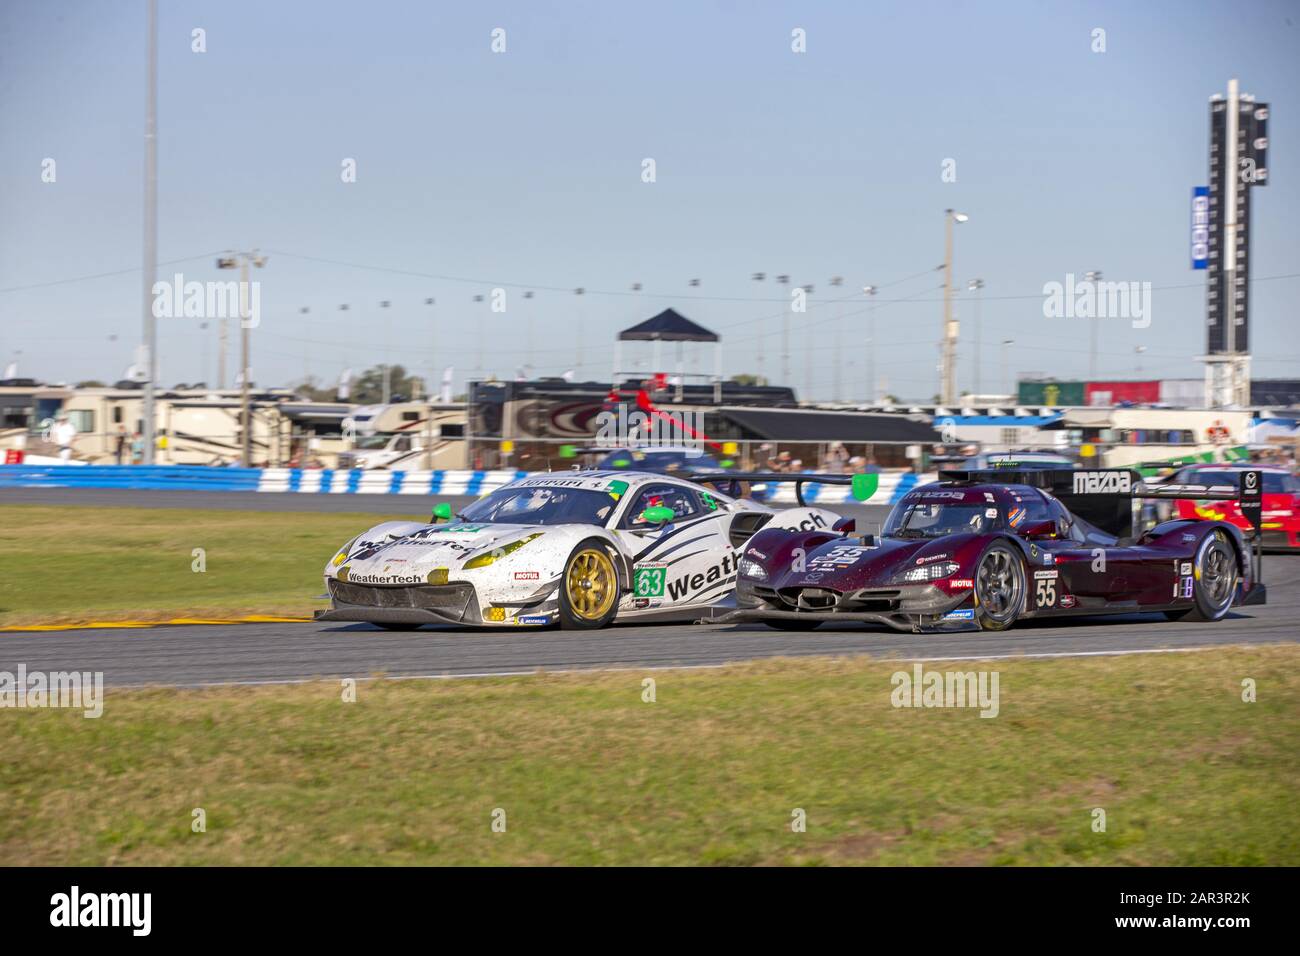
top-left (2, 0), bottom-right (1298, 401)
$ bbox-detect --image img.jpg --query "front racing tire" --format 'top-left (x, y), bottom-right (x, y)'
top-left (558, 538), bottom-right (621, 630)
top-left (973, 540), bottom-right (1026, 632)
top-left (1168, 529), bottom-right (1238, 623)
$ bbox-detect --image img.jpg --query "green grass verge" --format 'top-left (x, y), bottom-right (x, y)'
top-left (0, 504), bottom-right (414, 625)
top-left (2, 646), bottom-right (1296, 865)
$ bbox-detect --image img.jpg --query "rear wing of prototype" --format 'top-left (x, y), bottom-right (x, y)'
top-left (936, 467), bottom-right (1264, 528)
top-left (939, 465), bottom-right (1259, 495)
top-left (690, 472), bottom-right (877, 507)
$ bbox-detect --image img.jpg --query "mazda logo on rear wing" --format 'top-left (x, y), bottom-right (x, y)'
top-left (1072, 471), bottom-right (1132, 494)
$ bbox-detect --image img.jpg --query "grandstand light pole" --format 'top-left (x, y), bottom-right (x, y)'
top-left (140, 0), bottom-right (158, 463)
top-left (967, 278), bottom-right (984, 398)
top-left (574, 287), bottom-right (585, 380)
top-left (1084, 270), bottom-right (1102, 378)
top-left (1001, 338), bottom-right (1015, 399)
top-left (520, 291), bottom-right (532, 378)
top-left (217, 318), bottom-right (227, 389)
top-left (418, 297), bottom-right (435, 401)
top-left (420, 296), bottom-right (438, 468)
top-left (216, 250), bottom-right (267, 467)
top-left (299, 307), bottom-right (310, 385)
top-left (776, 275), bottom-right (791, 385)
top-left (197, 324), bottom-right (208, 387)
top-left (423, 295), bottom-right (439, 395)
top-left (751, 272), bottom-right (766, 384)
top-left (379, 300), bottom-right (392, 403)
top-left (941, 210), bottom-right (968, 406)
top-left (472, 293), bottom-right (489, 381)
top-left (829, 276), bottom-right (843, 402)
top-left (801, 284), bottom-right (814, 401)
top-left (863, 285), bottom-right (878, 405)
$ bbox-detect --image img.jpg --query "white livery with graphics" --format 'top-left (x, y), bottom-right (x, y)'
top-left (315, 470), bottom-right (850, 630)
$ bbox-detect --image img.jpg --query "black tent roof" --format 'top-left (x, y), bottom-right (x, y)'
top-left (618, 308), bottom-right (719, 343)
top-left (720, 407), bottom-right (941, 443)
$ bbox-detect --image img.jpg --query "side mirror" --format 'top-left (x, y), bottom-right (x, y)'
top-left (431, 502), bottom-right (453, 523)
top-left (1017, 519), bottom-right (1057, 540)
top-left (640, 505), bottom-right (677, 525)
top-left (851, 472), bottom-right (878, 502)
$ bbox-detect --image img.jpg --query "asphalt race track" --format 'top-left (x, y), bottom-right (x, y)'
top-left (4, 560), bottom-right (1296, 689)
top-left (3, 487), bottom-right (1296, 688)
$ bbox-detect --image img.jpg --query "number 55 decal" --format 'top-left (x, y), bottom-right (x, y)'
top-left (1035, 578), bottom-right (1057, 608)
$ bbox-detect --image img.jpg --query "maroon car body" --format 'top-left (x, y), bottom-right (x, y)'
top-left (728, 469), bottom-right (1264, 633)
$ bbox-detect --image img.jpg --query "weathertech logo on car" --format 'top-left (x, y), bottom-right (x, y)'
top-left (667, 554), bottom-right (737, 600)
top-left (794, 513), bottom-right (827, 532)
top-left (1072, 471), bottom-right (1132, 494)
top-left (343, 572), bottom-right (426, 585)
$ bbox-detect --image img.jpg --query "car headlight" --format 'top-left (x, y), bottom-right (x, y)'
top-left (463, 533), bottom-right (543, 569)
top-left (898, 561), bottom-right (960, 583)
top-left (738, 557), bottom-right (768, 581)
top-left (330, 536), bottom-right (359, 567)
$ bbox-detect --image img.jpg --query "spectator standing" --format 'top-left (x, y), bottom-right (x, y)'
top-left (51, 413), bottom-right (77, 463)
top-left (823, 441), bottom-right (849, 473)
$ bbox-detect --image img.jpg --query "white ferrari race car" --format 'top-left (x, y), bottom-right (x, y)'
top-left (315, 469), bottom-right (869, 630)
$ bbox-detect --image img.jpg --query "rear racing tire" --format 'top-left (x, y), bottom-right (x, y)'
top-left (1171, 529), bottom-right (1238, 623)
top-left (973, 540), bottom-right (1026, 632)
top-left (559, 538), bottom-right (621, 630)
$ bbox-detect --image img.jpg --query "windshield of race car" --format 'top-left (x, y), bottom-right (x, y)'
top-left (456, 486), bottom-right (617, 526)
top-left (884, 498), bottom-right (999, 538)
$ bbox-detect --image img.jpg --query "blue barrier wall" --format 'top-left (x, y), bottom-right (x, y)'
top-left (0, 464), bottom-right (264, 491)
top-left (0, 465), bottom-right (929, 502)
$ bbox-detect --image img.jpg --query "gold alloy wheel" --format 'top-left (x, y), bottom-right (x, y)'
top-left (565, 548), bottom-right (617, 621)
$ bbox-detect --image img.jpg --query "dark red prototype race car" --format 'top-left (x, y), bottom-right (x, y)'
top-left (721, 468), bottom-right (1268, 633)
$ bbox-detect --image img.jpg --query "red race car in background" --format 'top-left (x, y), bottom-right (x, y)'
top-left (721, 468), bottom-right (1266, 633)
top-left (1156, 464), bottom-right (1300, 552)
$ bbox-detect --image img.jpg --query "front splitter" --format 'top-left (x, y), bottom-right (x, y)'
top-left (314, 606), bottom-right (473, 626)
top-left (709, 607), bottom-right (980, 634)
